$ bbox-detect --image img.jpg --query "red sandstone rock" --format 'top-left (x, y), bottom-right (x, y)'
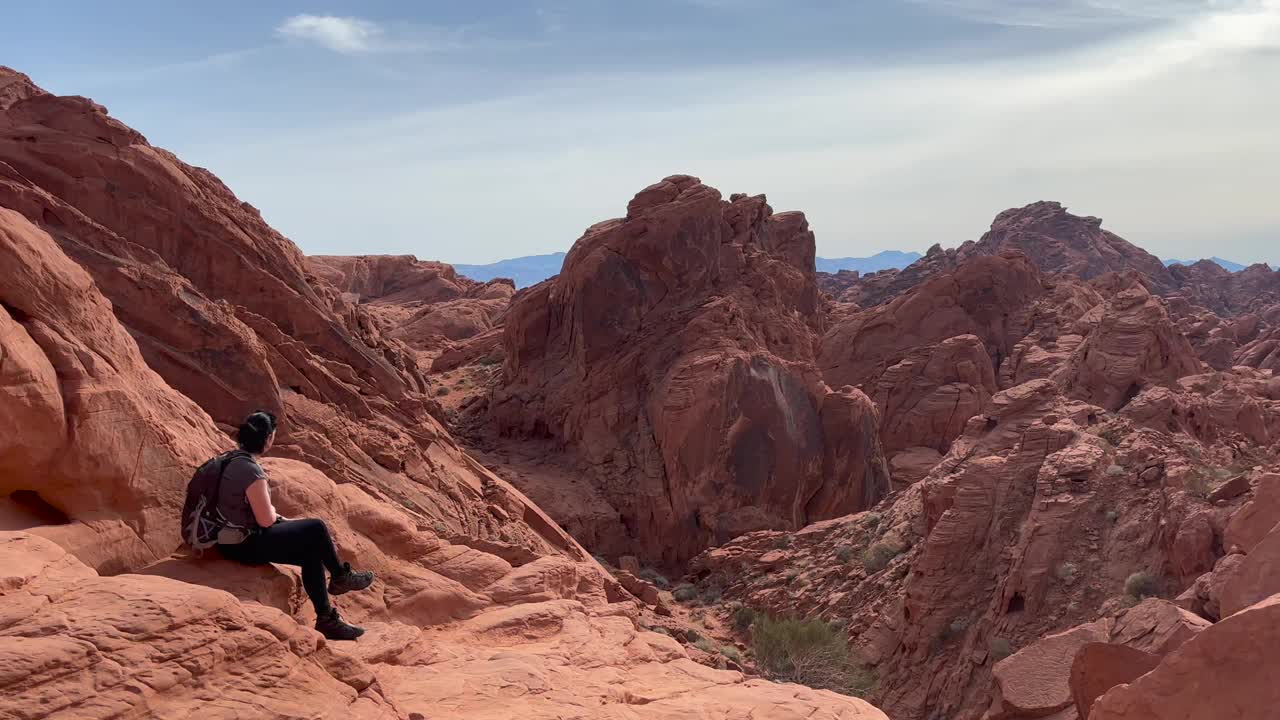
top-left (1068, 643), bottom-right (1162, 720)
top-left (1224, 473), bottom-right (1280, 552)
top-left (491, 176), bottom-right (888, 565)
top-left (1090, 594), bottom-right (1280, 720)
top-left (1055, 280), bottom-right (1202, 411)
top-left (0, 208), bottom-right (225, 571)
top-left (1218, 521), bottom-right (1280, 618)
top-left (988, 619), bottom-right (1111, 718)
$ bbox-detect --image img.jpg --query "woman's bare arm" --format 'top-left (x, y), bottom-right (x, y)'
top-left (245, 477), bottom-right (279, 527)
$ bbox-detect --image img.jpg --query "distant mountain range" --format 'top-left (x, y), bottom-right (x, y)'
top-left (453, 253), bottom-right (568, 288)
top-left (1161, 256), bottom-right (1277, 273)
top-left (815, 250), bottom-right (922, 274)
top-left (453, 250), bottom-right (924, 288)
top-left (1163, 256), bottom-right (1249, 272)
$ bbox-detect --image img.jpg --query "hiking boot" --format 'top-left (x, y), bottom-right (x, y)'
top-left (328, 562), bottom-right (375, 595)
top-left (315, 608), bottom-right (364, 641)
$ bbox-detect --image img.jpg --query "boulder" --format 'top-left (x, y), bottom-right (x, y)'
top-left (1069, 643), bottom-right (1162, 720)
top-left (1218, 522), bottom-right (1280, 618)
top-left (988, 619), bottom-right (1111, 718)
top-left (1224, 473), bottom-right (1280, 552)
top-left (1090, 594), bottom-right (1280, 719)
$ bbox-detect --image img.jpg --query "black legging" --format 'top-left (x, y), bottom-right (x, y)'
top-left (218, 518), bottom-right (342, 615)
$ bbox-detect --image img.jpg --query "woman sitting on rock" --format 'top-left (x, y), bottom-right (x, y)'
top-left (216, 411), bottom-right (375, 640)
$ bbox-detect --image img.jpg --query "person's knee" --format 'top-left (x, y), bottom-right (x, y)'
top-left (297, 518), bottom-right (332, 541)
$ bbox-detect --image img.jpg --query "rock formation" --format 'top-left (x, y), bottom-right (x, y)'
top-left (1, 67), bottom-right (893, 719)
top-left (487, 176), bottom-right (889, 565)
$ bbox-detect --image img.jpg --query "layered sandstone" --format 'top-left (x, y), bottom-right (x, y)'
top-left (488, 176), bottom-right (889, 565)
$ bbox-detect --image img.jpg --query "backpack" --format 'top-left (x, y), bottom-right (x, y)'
top-left (180, 450), bottom-right (250, 552)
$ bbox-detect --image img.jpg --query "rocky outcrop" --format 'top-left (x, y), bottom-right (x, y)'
top-left (308, 254), bottom-right (514, 364)
top-left (490, 176), bottom-right (888, 565)
top-left (1090, 594), bottom-right (1280, 720)
top-left (0, 208), bottom-right (224, 571)
top-left (1054, 281), bottom-right (1202, 411)
top-left (0, 69), bottom-right (568, 561)
top-left (973, 201), bottom-right (1176, 292)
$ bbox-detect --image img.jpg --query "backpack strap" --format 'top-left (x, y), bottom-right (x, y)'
top-left (209, 450), bottom-right (252, 524)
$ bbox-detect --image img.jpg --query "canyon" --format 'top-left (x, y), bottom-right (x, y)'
top-left (3, 64), bottom-right (1280, 720)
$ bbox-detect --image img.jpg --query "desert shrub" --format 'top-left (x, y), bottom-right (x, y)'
top-left (432, 520), bottom-right (447, 534)
top-left (1104, 509), bottom-right (1120, 524)
top-left (685, 628), bottom-right (702, 642)
top-left (1105, 464), bottom-right (1125, 477)
top-left (1125, 571), bottom-right (1158, 599)
top-left (477, 357), bottom-right (500, 367)
top-left (943, 617), bottom-right (969, 642)
top-left (1096, 423), bottom-right (1125, 446)
top-left (639, 567), bottom-right (670, 589)
top-left (700, 585), bottom-right (723, 604)
top-left (1185, 471), bottom-right (1212, 499)
top-left (673, 583), bottom-right (698, 603)
top-left (752, 615), bottom-right (875, 697)
top-left (863, 538), bottom-right (904, 573)
top-left (720, 645), bottom-right (743, 663)
top-left (693, 637), bottom-right (718, 654)
top-left (434, 386), bottom-right (451, 396)
top-left (649, 625), bottom-right (671, 636)
top-left (771, 536), bottom-right (792, 550)
top-left (783, 568), bottom-right (800, 581)
top-left (836, 545), bottom-right (855, 564)
top-left (988, 638), bottom-right (1013, 661)
top-left (733, 606), bottom-right (758, 633)
top-left (863, 513), bottom-right (881, 530)
top-left (1056, 562), bottom-right (1079, 584)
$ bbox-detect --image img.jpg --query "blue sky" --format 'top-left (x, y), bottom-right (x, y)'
top-left (6, 1), bottom-right (1279, 264)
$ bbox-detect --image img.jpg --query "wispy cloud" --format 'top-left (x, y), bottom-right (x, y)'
top-left (904, 0), bottom-right (1255, 28)
top-left (276, 14), bottom-right (382, 53)
top-left (184, 1), bottom-right (1280, 264)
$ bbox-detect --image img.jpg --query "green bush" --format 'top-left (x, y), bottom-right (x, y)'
top-left (685, 628), bottom-right (702, 642)
top-left (835, 545), bottom-right (854, 564)
top-left (1185, 472), bottom-right (1212, 499)
top-left (673, 583), bottom-right (698, 603)
top-left (863, 513), bottom-right (881, 530)
top-left (693, 637), bottom-right (718, 654)
top-left (989, 638), bottom-right (1013, 662)
top-left (639, 567), bottom-right (670, 589)
top-left (751, 614), bottom-right (875, 698)
top-left (1056, 562), bottom-right (1079, 584)
top-left (732, 606), bottom-right (758, 633)
top-left (1125, 571), bottom-right (1158, 599)
top-left (771, 536), bottom-right (792, 550)
top-left (720, 645), bottom-right (743, 663)
top-left (434, 386), bottom-right (451, 396)
top-left (1104, 509), bottom-right (1120, 524)
top-left (863, 539), bottom-right (904, 573)
top-left (700, 585), bottom-right (723, 604)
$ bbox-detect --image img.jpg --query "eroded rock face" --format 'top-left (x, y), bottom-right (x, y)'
top-left (0, 69), bottom-right (568, 564)
top-left (491, 176), bottom-right (889, 565)
top-left (308, 254), bottom-right (514, 364)
top-left (1054, 280), bottom-right (1202, 411)
top-left (0, 208), bottom-right (224, 571)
